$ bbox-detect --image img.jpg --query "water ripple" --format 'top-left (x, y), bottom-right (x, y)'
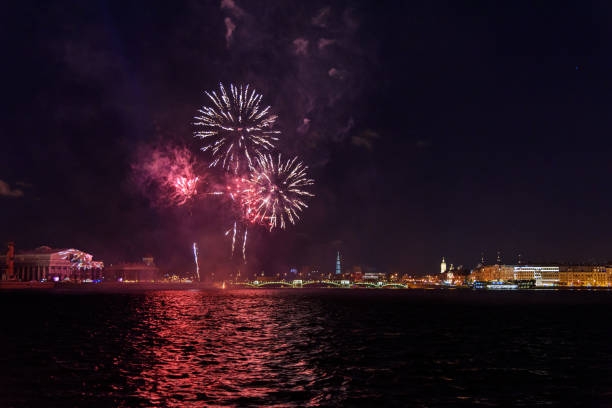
top-left (2, 289), bottom-right (612, 406)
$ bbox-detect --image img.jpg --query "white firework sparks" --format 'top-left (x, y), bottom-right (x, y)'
top-left (194, 83), bottom-right (280, 172)
top-left (242, 228), bottom-right (247, 261)
top-left (244, 153), bottom-right (314, 230)
top-left (224, 221), bottom-right (247, 261)
top-left (192, 242), bottom-right (200, 282)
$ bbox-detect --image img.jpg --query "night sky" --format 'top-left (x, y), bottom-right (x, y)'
top-left (1, 1), bottom-right (611, 277)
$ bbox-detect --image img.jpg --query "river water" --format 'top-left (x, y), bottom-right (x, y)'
top-left (1, 289), bottom-right (612, 407)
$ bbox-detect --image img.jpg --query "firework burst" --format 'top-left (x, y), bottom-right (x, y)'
top-left (172, 175), bottom-right (200, 205)
top-left (194, 83), bottom-right (280, 172)
top-left (243, 153), bottom-right (314, 230)
top-left (133, 145), bottom-right (205, 207)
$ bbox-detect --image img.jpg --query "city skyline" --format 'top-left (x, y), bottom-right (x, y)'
top-left (7, 238), bottom-right (612, 283)
top-left (2, 1), bottom-right (612, 276)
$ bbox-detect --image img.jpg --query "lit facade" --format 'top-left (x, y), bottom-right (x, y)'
top-left (559, 265), bottom-right (608, 287)
top-left (363, 272), bottom-right (385, 281)
top-left (469, 263), bottom-right (612, 287)
top-left (350, 265), bottom-right (364, 282)
top-left (513, 265), bottom-right (560, 285)
top-left (0, 245), bottom-right (103, 282)
top-left (470, 265), bottom-right (514, 282)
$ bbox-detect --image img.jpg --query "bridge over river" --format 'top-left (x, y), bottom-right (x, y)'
top-left (231, 280), bottom-right (414, 289)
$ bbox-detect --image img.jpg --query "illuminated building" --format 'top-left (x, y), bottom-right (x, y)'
top-left (513, 265), bottom-right (559, 286)
top-left (299, 266), bottom-right (320, 280)
top-left (363, 271), bottom-right (385, 281)
top-left (468, 262), bottom-right (612, 287)
top-left (350, 265), bottom-right (364, 282)
top-left (471, 264), bottom-right (558, 284)
top-left (0, 245), bottom-right (103, 281)
top-left (470, 265), bottom-right (514, 282)
top-left (336, 251), bottom-right (341, 275)
top-left (104, 257), bottom-right (159, 282)
top-left (440, 257), bottom-right (446, 274)
top-left (559, 265), bottom-right (608, 287)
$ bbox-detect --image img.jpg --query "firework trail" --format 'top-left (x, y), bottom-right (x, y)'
top-left (222, 219), bottom-right (249, 261)
top-left (243, 153), bottom-right (314, 230)
top-left (192, 242), bottom-right (200, 282)
top-left (194, 83), bottom-right (280, 172)
top-left (225, 221), bottom-right (238, 257)
top-left (216, 177), bottom-right (252, 262)
top-left (242, 228), bottom-right (248, 261)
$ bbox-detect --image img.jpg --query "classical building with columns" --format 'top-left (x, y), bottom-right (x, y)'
top-left (0, 244), bottom-right (103, 282)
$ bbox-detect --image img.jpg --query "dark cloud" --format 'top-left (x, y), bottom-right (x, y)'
top-left (220, 0), bottom-right (245, 18)
top-left (292, 38), bottom-right (309, 56)
top-left (328, 67), bottom-right (348, 80)
top-left (296, 118), bottom-right (311, 134)
top-left (0, 180), bottom-right (24, 198)
top-left (351, 129), bottom-right (379, 150)
top-left (318, 38), bottom-right (335, 50)
top-left (224, 17), bottom-right (236, 47)
top-left (334, 117), bottom-right (354, 142)
top-left (312, 7), bottom-right (331, 27)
